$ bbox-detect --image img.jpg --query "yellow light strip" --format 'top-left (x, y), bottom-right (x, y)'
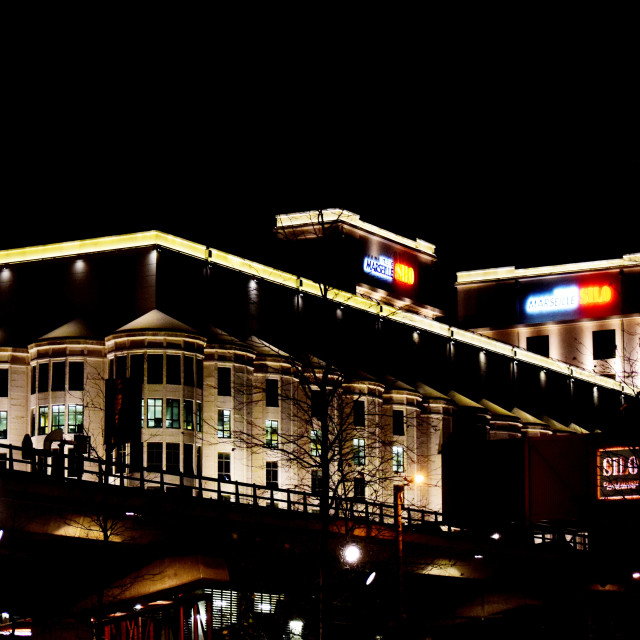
top-left (457, 253), bottom-right (640, 284)
top-left (0, 231), bottom-right (209, 264)
top-left (276, 209), bottom-right (437, 257)
top-left (1, 231), bottom-right (636, 397)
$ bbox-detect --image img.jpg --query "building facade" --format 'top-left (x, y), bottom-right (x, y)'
top-left (456, 254), bottom-right (640, 389)
top-left (1, 213), bottom-right (638, 523)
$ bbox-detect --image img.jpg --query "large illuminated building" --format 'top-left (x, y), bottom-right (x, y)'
top-left (456, 254), bottom-right (640, 389)
top-left (1, 210), bottom-right (638, 637)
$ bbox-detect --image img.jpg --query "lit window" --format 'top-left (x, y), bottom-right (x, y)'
top-left (38, 405), bottom-right (49, 435)
top-left (392, 445), bottom-right (405, 473)
top-left (51, 404), bottom-right (65, 430)
top-left (0, 411), bottom-right (7, 439)
top-left (68, 404), bottom-right (83, 434)
top-left (254, 592), bottom-right (283, 614)
top-left (266, 419), bottom-right (279, 449)
top-left (147, 398), bottom-right (163, 428)
top-left (311, 429), bottom-right (321, 456)
top-left (183, 399), bottom-right (194, 430)
top-left (353, 438), bottom-right (365, 466)
top-left (218, 409), bottom-right (231, 438)
top-left (196, 401), bottom-right (202, 432)
top-left (165, 398), bottom-right (180, 429)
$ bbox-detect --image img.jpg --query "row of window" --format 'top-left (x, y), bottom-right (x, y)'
top-left (527, 329), bottom-right (617, 360)
top-left (30, 361), bottom-right (85, 394)
top-left (33, 404), bottom-right (84, 436)
top-left (145, 398), bottom-right (203, 431)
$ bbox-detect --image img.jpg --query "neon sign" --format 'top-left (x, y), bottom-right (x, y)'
top-left (524, 282), bottom-right (616, 317)
top-left (363, 255), bottom-right (393, 281)
top-left (597, 447), bottom-right (640, 500)
top-left (363, 255), bottom-right (415, 286)
top-left (525, 286), bottom-right (579, 314)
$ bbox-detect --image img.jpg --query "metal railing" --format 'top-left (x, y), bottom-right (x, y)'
top-left (0, 442), bottom-right (444, 530)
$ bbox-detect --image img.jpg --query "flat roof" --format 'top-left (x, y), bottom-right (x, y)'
top-left (457, 252), bottom-right (640, 284)
top-left (276, 209), bottom-right (437, 258)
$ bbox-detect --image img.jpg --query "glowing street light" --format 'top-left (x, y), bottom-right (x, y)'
top-left (342, 543), bottom-right (362, 564)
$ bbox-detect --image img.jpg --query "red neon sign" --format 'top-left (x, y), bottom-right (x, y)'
top-left (580, 285), bottom-right (613, 306)
top-left (394, 263), bottom-right (415, 285)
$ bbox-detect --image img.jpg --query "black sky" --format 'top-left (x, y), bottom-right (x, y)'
top-left (5, 23), bottom-right (637, 282)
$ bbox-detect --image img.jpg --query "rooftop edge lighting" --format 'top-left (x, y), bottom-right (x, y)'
top-left (1, 231), bottom-right (636, 400)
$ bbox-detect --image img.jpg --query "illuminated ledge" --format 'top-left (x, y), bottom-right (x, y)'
top-left (276, 209), bottom-right (437, 258)
top-left (0, 231), bottom-right (208, 265)
top-left (457, 252), bottom-right (640, 284)
top-left (2, 231), bottom-right (637, 398)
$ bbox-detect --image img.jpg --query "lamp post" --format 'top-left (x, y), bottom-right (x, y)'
top-left (394, 474), bottom-right (424, 631)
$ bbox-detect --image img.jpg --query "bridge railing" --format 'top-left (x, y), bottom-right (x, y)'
top-left (0, 442), bottom-right (444, 529)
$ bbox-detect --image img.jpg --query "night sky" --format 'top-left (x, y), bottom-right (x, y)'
top-left (5, 30), bottom-right (637, 285)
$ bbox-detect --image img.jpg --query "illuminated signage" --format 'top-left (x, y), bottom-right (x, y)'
top-left (522, 278), bottom-right (618, 321)
top-left (597, 447), bottom-right (640, 500)
top-left (363, 255), bottom-right (394, 282)
top-left (363, 255), bottom-right (415, 286)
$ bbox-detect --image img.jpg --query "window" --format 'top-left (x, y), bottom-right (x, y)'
top-left (115, 443), bottom-right (127, 473)
top-left (593, 329), bottom-right (616, 360)
top-left (311, 469), bottom-right (322, 495)
top-left (266, 419), bottom-right (279, 449)
top-left (196, 358), bottom-right (203, 389)
top-left (68, 361), bottom-right (84, 391)
top-left (147, 354), bottom-right (163, 384)
top-left (183, 443), bottom-right (194, 476)
top-left (196, 401), bottom-right (203, 432)
top-left (184, 355), bottom-right (195, 387)
top-left (353, 438), bottom-right (365, 466)
top-left (38, 363), bottom-right (49, 393)
top-left (209, 589), bottom-right (238, 629)
top-left (38, 405), bottom-right (49, 435)
top-left (392, 409), bottom-right (405, 436)
top-left (130, 354), bottom-right (144, 383)
top-left (166, 354), bottom-right (181, 385)
top-left (183, 399), bottom-right (194, 430)
top-left (218, 409), bottom-right (231, 438)
top-left (147, 442), bottom-right (163, 471)
top-left (166, 442), bottom-right (180, 474)
top-left (265, 378), bottom-right (279, 407)
top-left (526, 335), bottom-right (549, 358)
top-left (0, 411), bottom-right (7, 439)
top-left (311, 390), bottom-right (323, 418)
top-left (165, 399), bottom-right (180, 429)
top-left (254, 592), bottom-right (283, 615)
top-left (266, 461), bottom-right (278, 487)
top-left (218, 367), bottom-right (231, 396)
top-left (392, 445), bottom-right (405, 473)
top-left (51, 361), bottom-right (65, 392)
top-left (52, 404), bottom-right (65, 430)
top-left (68, 404), bottom-right (83, 434)
top-left (218, 452), bottom-right (231, 480)
top-left (0, 369), bottom-right (8, 397)
top-left (353, 399), bottom-right (365, 427)
top-left (115, 355), bottom-right (127, 380)
top-left (354, 475), bottom-right (366, 499)
top-left (147, 398), bottom-right (163, 428)
top-left (311, 429), bottom-right (321, 457)
top-left (31, 366), bottom-right (36, 394)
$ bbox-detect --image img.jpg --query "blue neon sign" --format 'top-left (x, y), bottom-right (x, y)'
top-left (363, 255), bottom-right (394, 282)
top-left (525, 286), bottom-right (579, 314)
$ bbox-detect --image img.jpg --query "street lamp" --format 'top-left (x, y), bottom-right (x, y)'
top-left (342, 543), bottom-right (362, 565)
top-left (394, 474), bottom-right (424, 628)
